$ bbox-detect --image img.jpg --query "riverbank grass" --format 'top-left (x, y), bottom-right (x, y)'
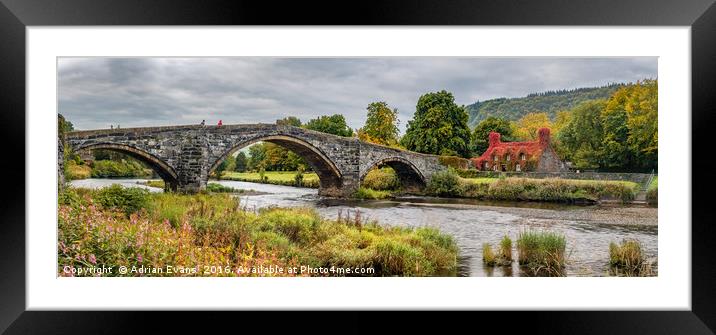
top-left (426, 168), bottom-right (639, 203)
top-left (222, 171), bottom-right (320, 188)
top-left (58, 187), bottom-right (458, 277)
top-left (517, 230), bottom-right (567, 276)
top-left (353, 187), bottom-right (393, 200)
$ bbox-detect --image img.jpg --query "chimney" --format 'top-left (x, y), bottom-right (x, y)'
top-left (538, 128), bottom-right (551, 146)
top-left (488, 132), bottom-right (501, 147)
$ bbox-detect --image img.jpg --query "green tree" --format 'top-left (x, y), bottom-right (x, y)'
top-left (600, 87), bottom-right (632, 169)
top-left (558, 100), bottom-right (607, 169)
top-left (471, 117), bottom-right (514, 155)
top-left (401, 90), bottom-right (472, 157)
top-left (234, 151), bottom-right (248, 172)
top-left (304, 114), bottom-right (354, 137)
top-left (358, 101), bottom-right (399, 146)
top-left (247, 144), bottom-right (267, 171)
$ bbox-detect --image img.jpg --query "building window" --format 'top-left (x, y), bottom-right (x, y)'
top-left (520, 153), bottom-right (526, 161)
top-left (484, 162), bottom-right (489, 170)
top-left (493, 165), bottom-right (499, 171)
top-left (516, 164), bottom-right (521, 172)
top-left (506, 154), bottom-right (511, 161)
top-left (493, 155), bottom-right (498, 162)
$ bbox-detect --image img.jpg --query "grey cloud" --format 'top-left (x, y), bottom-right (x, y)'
top-left (58, 57), bottom-right (657, 132)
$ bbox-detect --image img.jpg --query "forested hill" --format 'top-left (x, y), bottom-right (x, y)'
top-left (466, 83), bottom-right (625, 128)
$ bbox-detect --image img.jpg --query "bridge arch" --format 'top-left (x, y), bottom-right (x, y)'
top-left (208, 134), bottom-right (343, 192)
top-left (360, 157), bottom-right (427, 192)
top-left (72, 143), bottom-right (180, 191)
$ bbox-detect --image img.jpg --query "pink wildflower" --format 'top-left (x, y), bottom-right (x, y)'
top-left (89, 254), bottom-right (97, 264)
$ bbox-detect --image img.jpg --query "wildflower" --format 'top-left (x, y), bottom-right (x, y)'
top-left (89, 254), bottom-right (97, 264)
top-left (137, 254), bottom-right (143, 263)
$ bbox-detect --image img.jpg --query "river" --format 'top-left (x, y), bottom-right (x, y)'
top-left (69, 178), bottom-right (658, 277)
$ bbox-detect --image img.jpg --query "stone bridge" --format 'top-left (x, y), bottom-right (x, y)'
top-left (62, 124), bottom-right (447, 197)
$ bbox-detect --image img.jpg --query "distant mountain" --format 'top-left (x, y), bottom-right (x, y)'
top-left (466, 83), bottom-right (625, 128)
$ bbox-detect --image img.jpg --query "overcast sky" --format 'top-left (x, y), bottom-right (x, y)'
top-left (58, 57), bottom-right (657, 132)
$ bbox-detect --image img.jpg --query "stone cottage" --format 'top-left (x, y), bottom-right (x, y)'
top-left (471, 128), bottom-right (566, 172)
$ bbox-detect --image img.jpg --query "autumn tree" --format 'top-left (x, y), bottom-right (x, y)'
top-left (401, 90), bottom-right (472, 157)
top-left (357, 101), bottom-right (400, 146)
top-left (512, 112), bottom-right (552, 141)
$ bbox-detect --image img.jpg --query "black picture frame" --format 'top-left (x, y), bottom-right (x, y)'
top-left (1, 0), bottom-right (714, 333)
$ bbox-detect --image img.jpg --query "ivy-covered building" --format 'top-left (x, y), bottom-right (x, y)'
top-left (471, 128), bottom-right (566, 172)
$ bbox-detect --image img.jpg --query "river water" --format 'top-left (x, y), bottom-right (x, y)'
top-left (69, 178), bottom-right (658, 277)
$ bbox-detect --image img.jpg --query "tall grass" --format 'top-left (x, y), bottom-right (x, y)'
top-left (482, 243), bottom-right (497, 266)
top-left (58, 188), bottom-right (458, 277)
top-left (516, 230), bottom-right (567, 276)
top-left (609, 239), bottom-right (652, 276)
top-left (499, 235), bottom-right (512, 262)
top-left (353, 187), bottom-right (393, 200)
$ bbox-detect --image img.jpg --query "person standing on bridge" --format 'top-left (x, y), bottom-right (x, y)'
top-left (218, 120), bottom-right (223, 127)
top-left (201, 120), bottom-right (205, 126)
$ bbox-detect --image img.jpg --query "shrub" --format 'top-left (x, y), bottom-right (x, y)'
top-left (294, 169), bottom-right (304, 187)
top-left (93, 184), bottom-right (150, 216)
top-left (517, 230), bottom-right (566, 276)
top-left (362, 167), bottom-right (400, 191)
top-left (425, 167), bottom-right (462, 197)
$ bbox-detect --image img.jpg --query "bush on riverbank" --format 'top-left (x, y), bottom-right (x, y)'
top-left (362, 167), bottom-right (400, 191)
top-left (425, 169), bottom-right (638, 203)
top-left (424, 168), bottom-right (463, 196)
top-left (516, 230), bottom-right (566, 276)
top-left (91, 160), bottom-right (153, 178)
top-left (58, 188), bottom-right (458, 277)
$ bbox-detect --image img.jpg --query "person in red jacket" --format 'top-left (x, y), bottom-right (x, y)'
top-left (218, 120), bottom-right (223, 127)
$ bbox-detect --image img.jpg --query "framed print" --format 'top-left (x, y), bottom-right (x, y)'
top-left (1, 0), bottom-right (715, 333)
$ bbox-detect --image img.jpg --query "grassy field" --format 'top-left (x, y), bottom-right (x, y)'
top-left (58, 186), bottom-right (458, 277)
top-left (222, 171), bottom-right (320, 188)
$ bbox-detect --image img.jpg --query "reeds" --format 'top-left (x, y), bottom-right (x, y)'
top-left (609, 239), bottom-right (652, 276)
top-left (516, 230), bottom-right (567, 276)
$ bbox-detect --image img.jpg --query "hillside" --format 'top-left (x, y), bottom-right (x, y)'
top-left (466, 83), bottom-right (624, 128)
